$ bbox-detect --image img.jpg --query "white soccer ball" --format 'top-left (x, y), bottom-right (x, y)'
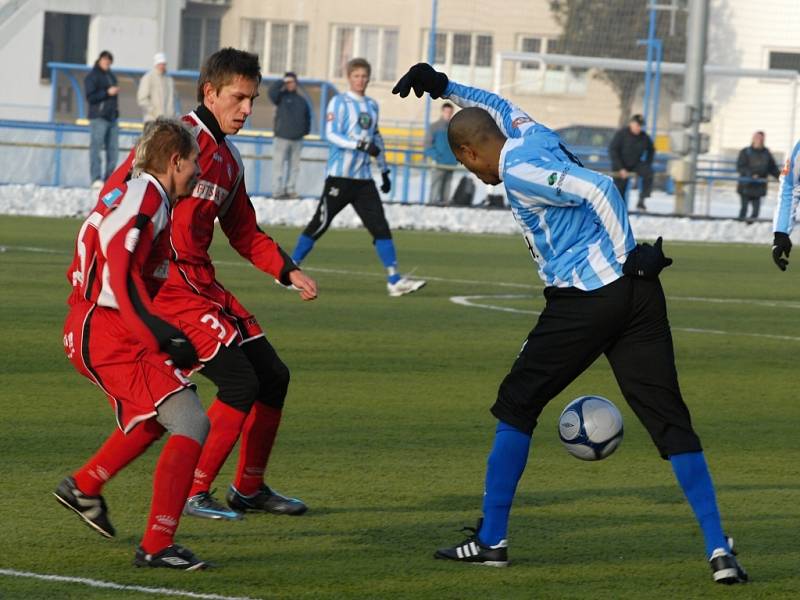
top-left (558, 395), bottom-right (624, 461)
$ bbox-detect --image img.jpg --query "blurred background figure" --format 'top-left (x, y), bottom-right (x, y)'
top-left (425, 102), bottom-right (458, 205)
top-left (137, 52), bottom-right (176, 125)
top-left (85, 50), bottom-right (119, 189)
top-left (269, 71), bottom-right (310, 199)
top-left (608, 114), bottom-right (654, 211)
top-left (736, 131), bottom-right (779, 221)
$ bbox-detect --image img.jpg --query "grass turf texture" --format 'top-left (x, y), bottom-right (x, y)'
top-left (1, 214), bottom-right (798, 600)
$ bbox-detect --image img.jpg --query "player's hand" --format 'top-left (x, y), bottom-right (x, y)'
top-left (380, 171), bottom-right (391, 194)
top-left (623, 236), bottom-right (673, 279)
top-left (289, 269), bottom-right (318, 301)
top-left (392, 63), bottom-right (449, 99)
top-left (772, 232), bottom-right (792, 271)
top-left (356, 140), bottom-right (381, 157)
top-left (161, 330), bottom-right (199, 370)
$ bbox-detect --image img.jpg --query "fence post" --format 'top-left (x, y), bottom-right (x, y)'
top-left (402, 150), bottom-right (411, 204)
top-left (53, 127), bottom-right (63, 186)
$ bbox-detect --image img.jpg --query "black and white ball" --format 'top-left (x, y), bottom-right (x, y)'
top-left (558, 395), bottom-right (624, 461)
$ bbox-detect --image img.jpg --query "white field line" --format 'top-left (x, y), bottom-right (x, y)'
top-left (0, 568), bottom-right (261, 600)
top-left (4, 244), bottom-right (800, 309)
top-left (450, 294), bottom-right (800, 342)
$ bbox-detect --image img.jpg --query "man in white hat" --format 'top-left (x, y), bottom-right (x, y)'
top-left (137, 52), bottom-right (177, 123)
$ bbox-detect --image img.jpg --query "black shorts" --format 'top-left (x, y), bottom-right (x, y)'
top-left (491, 275), bottom-right (702, 458)
top-left (302, 176), bottom-right (391, 241)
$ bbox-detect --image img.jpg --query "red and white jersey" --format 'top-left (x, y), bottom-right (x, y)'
top-left (66, 173), bottom-right (172, 353)
top-left (105, 106), bottom-right (293, 280)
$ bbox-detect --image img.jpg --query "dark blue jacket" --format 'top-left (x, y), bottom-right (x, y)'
top-left (425, 118), bottom-right (457, 165)
top-left (268, 80), bottom-right (311, 140)
top-left (85, 65), bottom-right (119, 121)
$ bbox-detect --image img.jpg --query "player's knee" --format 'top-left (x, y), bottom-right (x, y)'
top-left (369, 224), bottom-right (392, 241)
top-left (218, 368), bottom-right (260, 412)
top-left (258, 360), bottom-right (290, 409)
top-left (157, 389), bottom-right (210, 444)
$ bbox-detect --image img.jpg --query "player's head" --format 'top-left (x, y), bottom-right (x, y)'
top-left (134, 117), bottom-right (200, 201)
top-left (346, 58), bottom-right (371, 95)
top-left (198, 47), bottom-right (262, 135)
top-left (447, 107), bottom-right (506, 185)
top-left (441, 102), bottom-right (454, 121)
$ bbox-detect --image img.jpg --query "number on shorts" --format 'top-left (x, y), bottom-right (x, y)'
top-left (200, 313), bottom-right (228, 340)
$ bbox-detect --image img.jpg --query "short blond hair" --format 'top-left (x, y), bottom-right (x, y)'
top-left (346, 57), bottom-right (371, 77)
top-left (134, 118), bottom-right (198, 175)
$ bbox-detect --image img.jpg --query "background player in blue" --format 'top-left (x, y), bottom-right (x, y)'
top-left (290, 58), bottom-right (426, 297)
top-left (393, 63), bottom-right (747, 584)
top-left (771, 139), bottom-right (800, 270)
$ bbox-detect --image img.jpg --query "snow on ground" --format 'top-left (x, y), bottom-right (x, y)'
top-left (0, 183), bottom-right (780, 245)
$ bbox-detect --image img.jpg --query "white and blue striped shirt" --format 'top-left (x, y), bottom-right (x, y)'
top-left (325, 91), bottom-right (387, 180)
top-left (773, 139), bottom-right (800, 234)
top-left (445, 81), bottom-right (636, 291)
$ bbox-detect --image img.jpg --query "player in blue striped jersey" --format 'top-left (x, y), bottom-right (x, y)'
top-left (290, 58), bottom-right (425, 297)
top-left (393, 64), bottom-right (747, 584)
top-left (771, 139), bottom-right (800, 270)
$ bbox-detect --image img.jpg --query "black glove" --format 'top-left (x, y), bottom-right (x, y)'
top-left (392, 63), bottom-right (449, 99)
top-left (772, 232), bottom-right (792, 271)
top-left (356, 140), bottom-right (381, 157)
top-left (159, 328), bottom-right (198, 370)
top-left (380, 171), bottom-right (391, 194)
top-left (623, 236), bottom-right (673, 279)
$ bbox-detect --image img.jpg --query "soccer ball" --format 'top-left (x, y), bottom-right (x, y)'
top-left (558, 395), bottom-right (624, 461)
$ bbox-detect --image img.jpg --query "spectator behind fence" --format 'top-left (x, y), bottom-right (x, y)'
top-left (137, 52), bottom-right (176, 124)
top-left (736, 131), bottom-right (780, 221)
top-left (608, 114), bottom-right (654, 211)
top-left (425, 102), bottom-right (458, 204)
top-left (268, 72), bottom-right (310, 199)
top-left (85, 50), bottom-right (119, 189)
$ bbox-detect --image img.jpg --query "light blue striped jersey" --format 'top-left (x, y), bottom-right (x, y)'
top-left (772, 140), bottom-right (800, 234)
top-left (324, 90), bottom-right (387, 180)
top-left (445, 81), bottom-right (636, 291)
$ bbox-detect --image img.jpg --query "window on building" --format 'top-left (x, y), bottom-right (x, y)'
top-left (241, 19), bottom-right (265, 60)
top-left (330, 25), bottom-right (400, 82)
top-left (242, 20), bottom-right (309, 75)
top-left (514, 34), bottom-right (587, 96)
top-left (768, 50), bottom-right (800, 73)
top-left (180, 15), bottom-right (221, 70)
top-left (41, 12), bottom-right (89, 79)
top-left (422, 31), bottom-right (494, 87)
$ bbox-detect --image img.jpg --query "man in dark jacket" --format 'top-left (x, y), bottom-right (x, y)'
top-left (425, 103), bottom-right (458, 204)
top-left (268, 72), bottom-right (311, 199)
top-left (608, 114), bottom-right (654, 210)
top-left (736, 131), bottom-right (780, 221)
top-left (85, 50), bottom-right (119, 187)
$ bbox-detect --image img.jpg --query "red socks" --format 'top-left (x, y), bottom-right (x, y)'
top-left (73, 419), bottom-right (165, 496)
top-left (234, 403), bottom-right (282, 496)
top-left (141, 434), bottom-right (202, 554)
top-left (188, 399), bottom-right (247, 496)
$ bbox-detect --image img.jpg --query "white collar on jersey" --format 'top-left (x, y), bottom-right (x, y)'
top-left (346, 90), bottom-right (367, 102)
top-left (139, 172), bottom-right (170, 207)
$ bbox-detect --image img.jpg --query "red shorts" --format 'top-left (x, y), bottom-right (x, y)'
top-left (63, 301), bottom-right (195, 433)
top-left (153, 262), bottom-right (264, 363)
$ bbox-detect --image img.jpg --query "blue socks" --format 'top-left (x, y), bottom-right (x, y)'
top-left (374, 238), bottom-right (401, 284)
top-left (670, 451), bottom-right (730, 558)
top-left (478, 421), bottom-right (532, 546)
top-left (291, 234), bottom-right (315, 265)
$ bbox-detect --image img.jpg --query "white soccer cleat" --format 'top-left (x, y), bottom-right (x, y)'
top-left (387, 277), bottom-right (427, 297)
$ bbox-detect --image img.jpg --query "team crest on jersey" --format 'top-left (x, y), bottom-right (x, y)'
top-left (547, 172), bottom-right (558, 186)
top-left (358, 112), bottom-right (372, 129)
top-left (212, 152), bottom-right (223, 163)
top-left (101, 188), bottom-right (122, 207)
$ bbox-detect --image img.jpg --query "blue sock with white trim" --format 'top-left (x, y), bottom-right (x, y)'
top-left (374, 238), bottom-right (401, 284)
top-left (478, 420), bottom-right (532, 546)
top-left (292, 234), bottom-right (315, 265)
top-left (670, 451), bottom-right (730, 557)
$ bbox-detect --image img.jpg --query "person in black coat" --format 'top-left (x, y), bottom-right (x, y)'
top-left (608, 114), bottom-right (655, 211)
top-left (268, 72), bottom-right (311, 199)
top-left (85, 50), bottom-right (120, 186)
top-left (736, 131), bottom-right (780, 221)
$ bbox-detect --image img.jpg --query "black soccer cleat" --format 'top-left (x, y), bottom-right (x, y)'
top-left (134, 544), bottom-right (209, 571)
top-left (709, 538), bottom-right (748, 585)
top-left (434, 520), bottom-right (509, 567)
top-left (53, 476), bottom-right (116, 538)
top-left (226, 483), bottom-right (308, 515)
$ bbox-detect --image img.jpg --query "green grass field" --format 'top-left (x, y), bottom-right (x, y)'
top-left (1, 214), bottom-right (799, 600)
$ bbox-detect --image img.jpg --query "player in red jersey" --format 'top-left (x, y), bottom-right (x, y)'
top-left (55, 119), bottom-right (212, 570)
top-left (104, 48), bottom-right (318, 520)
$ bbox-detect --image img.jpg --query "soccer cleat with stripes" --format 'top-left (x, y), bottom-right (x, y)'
top-left (387, 277), bottom-right (427, 297)
top-left (53, 476), bottom-right (116, 538)
top-left (184, 490), bottom-right (243, 521)
top-left (710, 537), bottom-right (748, 584)
top-left (226, 483), bottom-right (308, 515)
top-left (434, 520), bottom-right (508, 567)
top-left (134, 544), bottom-right (208, 570)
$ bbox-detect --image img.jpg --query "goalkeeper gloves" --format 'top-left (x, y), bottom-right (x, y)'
top-left (392, 63), bottom-right (449, 99)
top-left (623, 236), bottom-right (673, 279)
top-left (356, 140), bottom-right (381, 157)
top-left (772, 232), bottom-right (792, 271)
top-left (157, 326), bottom-right (198, 370)
top-left (380, 171), bottom-right (391, 194)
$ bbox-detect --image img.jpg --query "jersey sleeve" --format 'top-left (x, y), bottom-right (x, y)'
top-left (773, 142), bottom-right (800, 234)
top-left (325, 95), bottom-right (358, 150)
top-left (444, 81), bottom-right (537, 139)
top-left (219, 177), bottom-right (299, 283)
